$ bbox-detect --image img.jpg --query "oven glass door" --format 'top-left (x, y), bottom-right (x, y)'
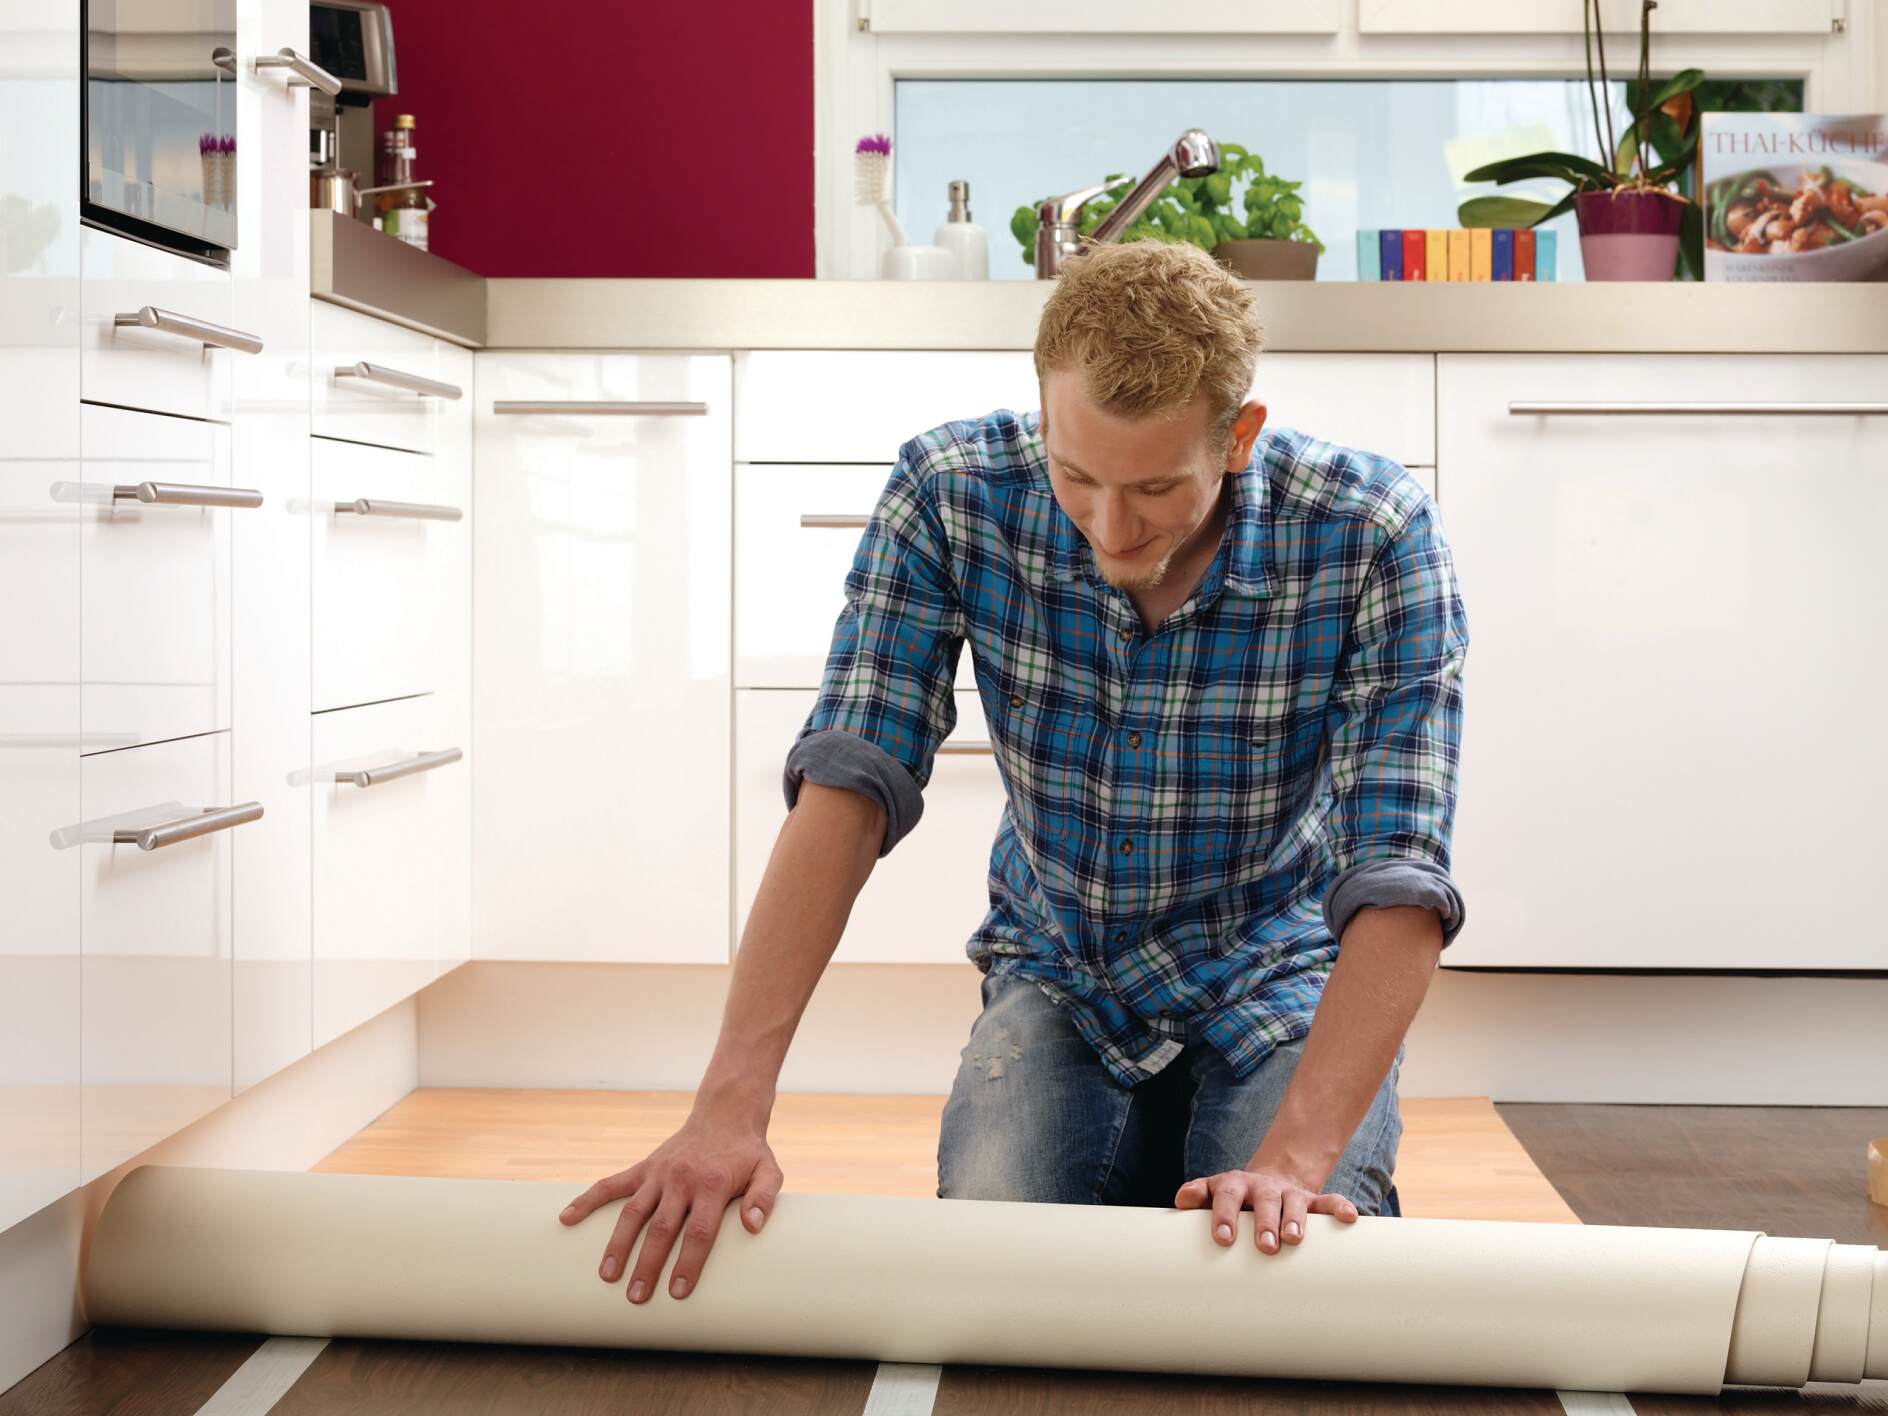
top-left (84, 0), bottom-right (239, 257)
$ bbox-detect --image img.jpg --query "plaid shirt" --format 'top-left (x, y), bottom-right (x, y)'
top-left (786, 408), bottom-right (1469, 1087)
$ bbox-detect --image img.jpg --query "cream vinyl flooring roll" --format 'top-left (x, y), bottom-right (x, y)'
top-left (85, 1167), bottom-right (1887, 1396)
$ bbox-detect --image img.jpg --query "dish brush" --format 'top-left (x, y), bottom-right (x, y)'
top-left (854, 133), bottom-right (911, 246)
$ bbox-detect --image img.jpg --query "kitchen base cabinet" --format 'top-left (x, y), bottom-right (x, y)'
top-left (75, 731), bottom-right (240, 1183)
top-left (80, 226), bottom-right (236, 423)
top-left (734, 689), bottom-right (1003, 966)
top-left (472, 354), bottom-right (731, 964)
top-left (1438, 354), bottom-right (1888, 971)
top-left (312, 693), bottom-right (466, 1048)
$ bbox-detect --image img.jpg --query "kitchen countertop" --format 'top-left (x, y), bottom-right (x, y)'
top-left (310, 215), bottom-right (1888, 354)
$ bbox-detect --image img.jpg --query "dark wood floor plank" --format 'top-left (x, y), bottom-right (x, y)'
top-left (271, 1339), bottom-right (875, 1416)
top-left (1495, 1104), bottom-right (1888, 1244)
top-left (1630, 1378), bottom-right (1888, 1413)
top-left (0, 1328), bottom-right (262, 1416)
top-left (934, 1364), bottom-right (1563, 1415)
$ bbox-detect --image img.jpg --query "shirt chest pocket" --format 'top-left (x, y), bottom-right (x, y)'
top-left (1184, 708), bottom-right (1326, 829)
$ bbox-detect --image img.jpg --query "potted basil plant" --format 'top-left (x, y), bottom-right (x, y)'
top-left (1458, 0), bottom-right (1703, 280)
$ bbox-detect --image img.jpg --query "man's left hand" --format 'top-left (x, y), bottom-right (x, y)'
top-left (1173, 1165), bottom-right (1360, 1255)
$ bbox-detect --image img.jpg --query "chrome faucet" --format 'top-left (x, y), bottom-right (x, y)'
top-left (1033, 129), bottom-right (1220, 279)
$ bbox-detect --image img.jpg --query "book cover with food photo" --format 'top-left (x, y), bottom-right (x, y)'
top-left (1700, 113), bottom-right (1888, 281)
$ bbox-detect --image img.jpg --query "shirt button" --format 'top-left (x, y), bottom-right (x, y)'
top-left (1118, 628), bottom-right (1133, 643)
top-left (1127, 731), bottom-right (1142, 748)
top-left (1009, 693), bottom-right (1024, 708)
top-left (1113, 930), bottom-right (1126, 943)
top-left (1119, 838), bottom-right (1134, 856)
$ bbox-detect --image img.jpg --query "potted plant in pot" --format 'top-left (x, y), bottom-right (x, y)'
top-left (1011, 144), bottom-right (1324, 277)
top-left (1457, 0), bottom-right (1703, 280)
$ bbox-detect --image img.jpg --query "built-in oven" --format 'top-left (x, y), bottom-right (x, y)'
top-left (83, 0), bottom-right (240, 264)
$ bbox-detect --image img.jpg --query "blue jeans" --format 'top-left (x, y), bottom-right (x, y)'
top-left (937, 971), bottom-right (1404, 1216)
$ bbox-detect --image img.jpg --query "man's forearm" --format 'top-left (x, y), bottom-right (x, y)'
top-left (694, 782), bottom-right (885, 1127)
top-left (1248, 903), bottom-right (1443, 1185)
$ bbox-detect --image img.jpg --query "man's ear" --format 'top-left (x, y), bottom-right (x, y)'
top-left (1224, 399), bottom-right (1267, 471)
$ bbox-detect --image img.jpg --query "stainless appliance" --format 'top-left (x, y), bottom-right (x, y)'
top-left (84, 0), bottom-right (242, 262)
top-left (308, 0), bottom-right (396, 212)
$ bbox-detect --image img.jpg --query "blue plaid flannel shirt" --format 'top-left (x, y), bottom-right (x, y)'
top-left (784, 408), bottom-right (1469, 1087)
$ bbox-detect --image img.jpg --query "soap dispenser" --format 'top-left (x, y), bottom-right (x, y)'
top-left (933, 179), bottom-right (989, 280)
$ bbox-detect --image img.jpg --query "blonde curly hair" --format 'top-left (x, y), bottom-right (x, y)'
top-left (1034, 238), bottom-right (1263, 446)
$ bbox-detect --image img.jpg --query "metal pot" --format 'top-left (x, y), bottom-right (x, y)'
top-left (311, 164), bottom-right (360, 217)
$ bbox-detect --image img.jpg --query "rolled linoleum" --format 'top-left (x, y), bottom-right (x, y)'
top-left (84, 1166), bottom-right (1885, 1395)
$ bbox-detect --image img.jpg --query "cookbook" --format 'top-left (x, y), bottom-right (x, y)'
top-left (1699, 113), bottom-right (1888, 281)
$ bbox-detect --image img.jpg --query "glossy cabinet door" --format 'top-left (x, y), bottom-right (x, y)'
top-left (0, 0), bottom-right (82, 1231)
top-left (431, 340), bottom-right (473, 978)
top-left (735, 462), bottom-right (979, 692)
top-left (231, 0), bottom-right (313, 1093)
top-left (473, 354), bottom-right (731, 962)
top-left (311, 301), bottom-right (451, 455)
top-left (734, 689), bottom-right (1003, 965)
top-left (312, 693), bottom-right (464, 1047)
top-left (80, 404), bottom-right (234, 749)
top-left (80, 226), bottom-right (239, 423)
top-left (74, 732), bottom-right (241, 1182)
top-left (1437, 354), bottom-right (1888, 971)
top-left (734, 351), bottom-right (1435, 470)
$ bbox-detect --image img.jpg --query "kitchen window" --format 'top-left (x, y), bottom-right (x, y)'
top-left (892, 78), bottom-right (1803, 282)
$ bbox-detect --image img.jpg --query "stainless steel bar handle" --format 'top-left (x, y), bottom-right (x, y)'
top-left (334, 498), bottom-right (463, 522)
top-left (334, 361), bottom-right (464, 401)
top-left (800, 514), bottom-right (871, 529)
top-left (112, 481), bottom-right (263, 509)
top-left (491, 401), bottom-right (709, 416)
top-left (1509, 401), bottom-right (1888, 416)
top-left (253, 46), bottom-right (342, 95)
top-left (339, 747), bottom-right (463, 788)
top-left (936, 740), bottom-right (995, 756)
top-left (112, 306), bottom-right (264, 355)
top-left (113, 801), bottom-right (264, 851)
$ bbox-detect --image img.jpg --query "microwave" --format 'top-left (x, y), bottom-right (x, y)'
top-left (83, 0), bottom-right (241, 263)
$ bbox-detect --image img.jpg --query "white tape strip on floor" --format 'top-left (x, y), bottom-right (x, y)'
top-left (863, 1361), bottom-right (944, 1416)
top-left (1557, 1392), bottom-right (1638, 1416)
top-left (195, 1336), bottom-right (330, 1415)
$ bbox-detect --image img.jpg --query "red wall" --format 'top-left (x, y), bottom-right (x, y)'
top-left (372, 0), bottom-right (814, 278)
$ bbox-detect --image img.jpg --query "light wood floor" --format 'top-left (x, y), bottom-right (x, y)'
top-left (315, 1090), bottom-right (1580, 1224)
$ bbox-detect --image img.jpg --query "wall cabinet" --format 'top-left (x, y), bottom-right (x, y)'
top-left (1438, 354), bottom-right (1888, 971)
top-left (472, 354), bottom-right (731, 963)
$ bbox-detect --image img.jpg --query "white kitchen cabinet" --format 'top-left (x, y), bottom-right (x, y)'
top-left (735, 689), bottom-right (1004, 965)
top-left (72, 732), bottom-right (244, 1182)
top-left (312, 693), bottom-right (465, 1047)
top-left (432, 340), bottom-right (474, 978)
top-left (735, 462), bottom-right (979, 692)
top-left (735, 350), bottom-right (1435, 470)
top-left (1358, 0), bottom-right (1836, 34)
top-left (80, 226), bottom-right (242, 423)
top-left (311, 301), bottom-right (453, 455)
top-left (1438, 353), bottom-right (1888, 971)
top-left (231, 0), bottom-right (314, 1093)
top-left (80, 402), bottom-right (235, 751)
top-left (0, 0), bottom-right (81, 1233)
top-left (310, 436), bottom-right (466, 712)
top-left (472, 354), bottom-right (731, 963)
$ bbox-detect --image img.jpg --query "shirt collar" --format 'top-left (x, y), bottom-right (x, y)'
top-left (1035, 416), bottom-right (1279, 601)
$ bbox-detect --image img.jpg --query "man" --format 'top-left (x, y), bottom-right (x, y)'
top-left (560, 239), bottom-right (1469, 1307)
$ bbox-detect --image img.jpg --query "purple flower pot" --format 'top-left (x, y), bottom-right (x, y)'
top-left (1575, 188), bottom-right (1685, 281)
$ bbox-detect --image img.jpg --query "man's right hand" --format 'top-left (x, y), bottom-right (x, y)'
top-left (558, 1108), bottom-right (784, 1304)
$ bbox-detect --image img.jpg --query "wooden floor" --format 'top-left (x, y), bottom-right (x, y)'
top-left (9, 1096), bottom-right (1886, 1416)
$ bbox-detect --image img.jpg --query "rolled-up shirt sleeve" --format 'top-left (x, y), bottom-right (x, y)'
top-left (782, 446), bottom-right (967, 858)
top-left (1318, 496), bottom-right (1471, 948)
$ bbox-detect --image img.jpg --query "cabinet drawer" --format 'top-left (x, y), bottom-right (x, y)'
top-left (736, 351), bottom-right (1038, 462)
top-left (312, 694), bottom-right (466, 1047)
top-left (736, 462), bottom-right (977, 691)
top-left (311, 438), bottom-right (464, 711)
top-left (311, 302), bottom-right (455, 454)
top-left (73, 731), bottom-right (240, 1181)
top-left (735, 350), bottom-right (1435, 469)
top-left (81, 403), bottom-right (234, 748)
top-left (81, 226), bottom-right (241, 421)
top-left (734, 689), bottom-right (1002, 965)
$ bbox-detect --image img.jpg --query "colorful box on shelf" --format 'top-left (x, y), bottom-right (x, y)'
top-left (1357, 229), bottom-right (1556, 282)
